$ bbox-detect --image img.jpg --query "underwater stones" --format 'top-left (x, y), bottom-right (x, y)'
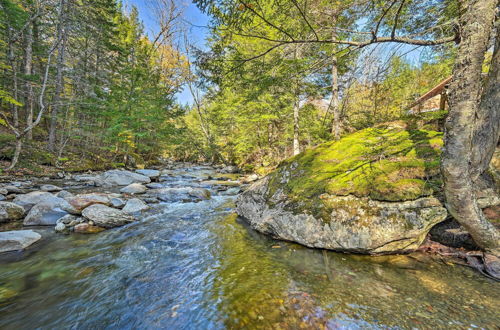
top-left (73, 223), bottom-right (105, 234)
top-left (0, 230), bottom-right (41, 253)
top-left (0, 202), bottom-right (26, 223)
top-left (82, 204), bottom-right (135, 228)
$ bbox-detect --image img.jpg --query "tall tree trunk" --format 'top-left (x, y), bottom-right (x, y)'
top-left (471, 17), bottom-right (500, 181)
top-left (330, 20), bottom-right (341, 140)
top-left (25, 21), bottom-right (34, 140)
top-left (442, 0), bottom-right (500, 255)
top-left (6, 138), bottom-right (23, 171)
top-left (48, 0), bottom-right (67, 151)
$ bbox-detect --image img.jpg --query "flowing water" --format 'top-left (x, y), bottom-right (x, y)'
top-left (0, 166), bottom-right (499, 329)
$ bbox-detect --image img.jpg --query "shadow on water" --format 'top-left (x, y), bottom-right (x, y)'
top-left (0, 167), bottom-right (498, 329)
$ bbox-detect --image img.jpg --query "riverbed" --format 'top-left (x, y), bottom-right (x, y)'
top-left (0, 166), bottom-right (498, 329)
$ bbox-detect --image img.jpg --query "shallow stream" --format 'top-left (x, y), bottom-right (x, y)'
top-left (0, 166), bottom-right (498, 329)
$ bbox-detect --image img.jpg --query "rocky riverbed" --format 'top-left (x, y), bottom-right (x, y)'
top-left (0, 164), bottom-right (498, 329)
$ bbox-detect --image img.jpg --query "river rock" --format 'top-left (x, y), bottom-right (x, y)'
top-left (23, 196), bottom-right (78, 226)
top-left (74, 223), bottom-right (105, 234)
top-left (100, 170), bottom-right (151, 186)
top-left (150, 187), bottom-right (193, 202)
top-left (188, 188), bottom-right (211, 200)
top-left (82, 204), bottom-right (135, 228)
top-left (13, 191), bottom-right (55, 211)
top-left (0, 188), bottom-right (8, 195)
top-left (0, 230), bottom-right (41, 253)
top-left (55, 222), bottom-right (66, 232)
top-left (3, 186), bottom-right (25, 194)
top-left (146, 183), bottom-right (164, 189)
top-left (65, 193), bottom-right (112, 212)
top-left (56, 190), bottom-right (74, 198)
top-left (0, 202), bottom-right (25, 223)
top-left (110, 197), bottom-right (126, 209)
top-left (236, 124), bottom-right (448, 254)
top-left (135, 169), bottom-right (160, 178)
top-left (220, 165), bottom-right (239, 174)
top-left (120, 183), bottom-right (147, 195)
top-left (40, 184), bottom-right (63, 192)
top-left (57, 214), bottom-right (80, 225)
top-left (0, 195), bottom-right (5, 201)
top-left (122, 198), bottom-right (149, 213)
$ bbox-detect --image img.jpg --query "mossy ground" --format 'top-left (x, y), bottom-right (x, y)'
top-left (267, 122), bottom-right (444, 217)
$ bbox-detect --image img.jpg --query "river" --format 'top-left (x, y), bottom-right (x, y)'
top-left (0, 166), bottom-right (498, 329)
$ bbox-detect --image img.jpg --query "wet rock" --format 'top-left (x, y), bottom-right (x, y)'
top-left (0, 230), bottom-right (41, 253)
top-left (23, 196), bottom-right (78, 226)
top-left (73, 174), bottom-right (103, 186)
top-left (82, 204), bottom-right (135, 228)
top-left (146, 183), bottom-right (163, 189)
top-left (13, 191), bottom-right (54, 211)
top-left (222, 187), bottom-right (241, 196)
top-left (150, 187), bottom-right (193, 202)
top-left (56, 190), bottom-right (73, 199)
top-left (0, 202), bottom-right (26, 223)
top-left (142, 197), bottom-right (159, 204)
top-left (57, 214), bottom-right (80, 225)
top-left (241, 174), bottom-right (259, 183)
top-left (120, 183), bottom-right (147, 195)
top-left (0, 195), bottom-right (5, 201)
top-left (3, 186), bottom-right (25, 194)
top-left (100, 170), bottom-right (150, 186)
top-left (55, 222), bottom-right (66, 232)
top-left (237, 177), bottom-right (447, 254)
top-left (65, 193), bottom-right (111, 212)
top-left (0, 188), bottom-right (8, 195)
top-left (122, 198), bottom-right (149, 213)
top-left (40, 184), bottom-right (63, 192)
top-left (135, 169), bottom-right (160, 178)
top-left (188, 188), bottom-right (211, 200)
top-left (73, 223), bottom-right (105, 234)
top-left (110, 197), bottom-right (126, 209)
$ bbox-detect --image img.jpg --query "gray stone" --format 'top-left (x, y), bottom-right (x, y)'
top-left (82, 204), bottom-right (135, 228)
top-left (122, 198), bottom-right (149, 213)
top-left (100, 170), bottom-right (151, 186)
top-left (0, 195), bottom-right (5, 201)
top-left (135, 169), bottom-right (160, 178)
top-left (0, 202), bottom-right (25, 223)
top-left (12, 191), bottom-right (54, 211)
top-left (145, 183), bottom-right (164, 189)
top-left (40, 184), bottom-right (63, 192)
top-left (220, 165), bottom-right (239, 174)
top-left (142, 197), bottom-right (159, 204)
top-left (57, 214), bottom-right (80, 225)
top-left (110, 197), bottom-right (126, 209)
top-left (55, 222), bottom-right (66, 232)
top-left (24, 196), bottom-right (78, 226)
top-left (56, 190), bottom-right (74, 198)
top-left (188, 188), bottom-right (211, 200)
top-left (120, 183), bottom-right (147, 195)
top-left (3, 186), bottom-right (25, 194)
top-left (236, 177), bottom-right (447, 254)
top-left (0, 230), bottom-right (41, 253)
top-left (0, 188), bottom-right (8, 195)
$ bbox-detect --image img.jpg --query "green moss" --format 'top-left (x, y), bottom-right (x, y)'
top-left (267, 123), bottom-right (443, 218)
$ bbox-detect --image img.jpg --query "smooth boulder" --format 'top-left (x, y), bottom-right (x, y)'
top-left (65, 193), bottom-right (111, 212)
top-left (13, 191), bottom-right (54, 211)
top-left (100, 170), bottom-right (150, 186)
top-left (40, 184), bottom-right (63, 192)
top-left (0, 230), bottom-right (41, 253)
top-left (23, 196), bottom-right (78, 226)
top-left (135, 169), bottom-right (160, 178)
top-left (82, 204), bottom-right (135, 228)
top-left (0, 202), bottom-right (25, 223)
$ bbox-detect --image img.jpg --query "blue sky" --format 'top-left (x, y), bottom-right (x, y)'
top-left (126, 0), bottom-right (209, 104)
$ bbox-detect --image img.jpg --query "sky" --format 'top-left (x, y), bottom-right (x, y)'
top-left (126, 0), bottom-right (210, 105)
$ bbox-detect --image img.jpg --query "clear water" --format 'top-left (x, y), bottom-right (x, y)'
top-left (0, 167), bottom-right (499, 329)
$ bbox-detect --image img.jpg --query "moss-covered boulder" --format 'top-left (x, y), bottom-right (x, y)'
top-left (236, 122), bottom-right (448, 254)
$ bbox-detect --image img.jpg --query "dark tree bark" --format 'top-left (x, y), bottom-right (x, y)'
top-left (442, 0), bottom-right (500, 255)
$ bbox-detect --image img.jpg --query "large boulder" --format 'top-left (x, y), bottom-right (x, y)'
top-left (82, 204), bottom-right (135, 228)
top-left (23, 196), bottom-right (78, 226)
top-left (12, 191), bottom-right (54, 211)
top-left (236, 123), bottom-right (448, 254)
top-left (0, 230), bottom-right (41, 253)
top-left (100, 170), bottom-right (151, 186)
top-left (0, 202), bottom-right (25, 223)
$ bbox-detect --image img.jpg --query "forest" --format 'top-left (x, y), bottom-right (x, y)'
top-left (0, 0), bottom-right (499, 328)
